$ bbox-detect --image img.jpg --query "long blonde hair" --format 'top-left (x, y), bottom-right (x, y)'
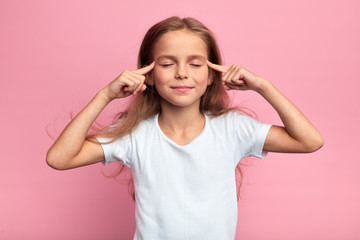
top-left (93, 16), bottom-right (245, 201)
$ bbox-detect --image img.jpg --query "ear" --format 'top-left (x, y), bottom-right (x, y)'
top-left (145, 72), bottom-right (155, 86)
top-left (207, 68), bottom-right (214, 86)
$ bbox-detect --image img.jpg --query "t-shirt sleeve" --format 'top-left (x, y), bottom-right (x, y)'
top-left (96, 134), bottom-right (132, 168)
top-left (231, 111), bottom-right (272, 162)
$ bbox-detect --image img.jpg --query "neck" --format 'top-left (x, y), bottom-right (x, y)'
top-left (158, 101), bottom-right (204, 133)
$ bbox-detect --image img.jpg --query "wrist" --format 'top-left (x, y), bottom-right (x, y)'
top-left (96, 88), bottom-right (113, 105)
top-left (255, 77), bottom-right (272, 95)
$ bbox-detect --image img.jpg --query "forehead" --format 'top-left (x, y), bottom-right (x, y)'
top-left (153, 29), bottom-right (208, 59)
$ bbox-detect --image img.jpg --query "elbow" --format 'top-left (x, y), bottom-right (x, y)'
top-left (46, 150), bottom-right (68, 171)
top-left (46, 155), bottom-right (62, 170)
top-left (305, 136), bottom-right (324, 153)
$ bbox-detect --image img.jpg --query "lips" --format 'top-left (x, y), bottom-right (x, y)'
top-left (170, 86), bottom-right (194, 93)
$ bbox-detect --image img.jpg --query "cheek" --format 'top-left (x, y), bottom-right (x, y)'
top-left (192, 68), bottom-right (209, 84)
top-left (153, 68), bottom-right (170, 85)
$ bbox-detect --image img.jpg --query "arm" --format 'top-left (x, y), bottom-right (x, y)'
top-left (46, 91), bottom-right (110, 170)
top-left (257, 79), bottom-right (323, 153)
top-left (46, 62), bottom-right (154, 170)
top-left (207, 61), bottom-right (324, 153)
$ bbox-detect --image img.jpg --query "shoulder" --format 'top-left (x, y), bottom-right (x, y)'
top-left (128, 113), bottom-right (158, 138)
top-left (97, 114), bottom-right (158, 143)
top-left (137, 113), bottom-right (157, 129)
top-left (206, 110), bottom-right (270, 134)
top-left (206, 110), bottom-right (252, 124)
top-left (204, 110), bottom-right (246, 135)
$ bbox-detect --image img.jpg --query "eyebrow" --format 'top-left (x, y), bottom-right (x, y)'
top-left (156, 55), bottom-right (207, 61)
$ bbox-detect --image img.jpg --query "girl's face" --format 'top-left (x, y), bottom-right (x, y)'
top-left (151, 29), bottom-right (212, 109)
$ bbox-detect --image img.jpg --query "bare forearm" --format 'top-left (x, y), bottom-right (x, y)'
top-left (47, 89), bottom-right (110, 166)
top-left (206, 61), bottom-right (323, 153)
top-left (258, 79), bottom-right (323, 152)
top-left (46, 63), bottom-right (154, 170)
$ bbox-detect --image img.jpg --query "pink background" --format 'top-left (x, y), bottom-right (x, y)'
top-left (1, 0), bottom-right (359, 239)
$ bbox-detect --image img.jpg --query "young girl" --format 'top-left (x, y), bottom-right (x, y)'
top-left (47, 16), bottom-right (323, 240)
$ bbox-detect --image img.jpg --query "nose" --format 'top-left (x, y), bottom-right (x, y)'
top-left (175, 64), bottom-right (188, 80)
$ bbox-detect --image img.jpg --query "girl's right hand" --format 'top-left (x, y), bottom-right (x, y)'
top-left (104, 61), bottom-right (155, 101)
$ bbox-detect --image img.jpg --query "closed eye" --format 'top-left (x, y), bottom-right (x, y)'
top-left (160, 64), bottom-right (174, 67)
top-left (190, 64), bottom-right (202, 67)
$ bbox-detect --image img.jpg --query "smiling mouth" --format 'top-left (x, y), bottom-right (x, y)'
top-left (171, 86), bottom-right (193, 93)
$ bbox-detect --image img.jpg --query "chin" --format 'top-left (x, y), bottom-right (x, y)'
top-left (160, 97), bottom-right (201, 109)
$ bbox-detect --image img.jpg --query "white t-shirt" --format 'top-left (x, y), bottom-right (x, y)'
top-left (98, 111), bottom-right (271, 240)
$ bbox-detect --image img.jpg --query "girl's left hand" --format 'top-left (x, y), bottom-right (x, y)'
top-left (207, 60), bottom-right (264, 92)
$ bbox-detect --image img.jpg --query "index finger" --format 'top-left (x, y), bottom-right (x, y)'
top-left (207, 60), bottom-right (229, 73)
top-left (133, 61), bottom-right (155, 75)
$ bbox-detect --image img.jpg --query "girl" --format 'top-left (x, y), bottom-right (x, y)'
top-left (47, 16), bottom-right (323, 240)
